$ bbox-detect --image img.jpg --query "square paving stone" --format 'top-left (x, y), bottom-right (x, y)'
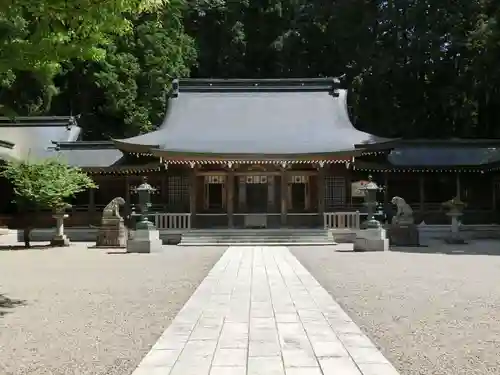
top-left (282, 349), bottom-right (318, 367)
top-left (248, 356), bottom-right (285, 375)
top-left (357, 362), bottom-right (401, 375)
top-left (285, 368), bottom-right (323, 375)
top-left (213, 348), bottom-right (247, 366)
top-left (319, 357), bottom-right (362, 375)
top-left (347, 346), bottom-right (391, 364)
top-left (209, 366), bottom-right (246, 375)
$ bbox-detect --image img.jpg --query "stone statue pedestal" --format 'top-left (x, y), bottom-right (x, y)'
top-left (127, 221), bottom-right (162, 253)
top-left (444, 212), bottom-right (466, 244)
top-left (51, 213), bottom-right (70, 247)
top-left (354, 227), bottom-right (389, 252)
top-left (96, 217), bottom-right (127, 248)
top-left (388, 224), bottom-right (420, 246)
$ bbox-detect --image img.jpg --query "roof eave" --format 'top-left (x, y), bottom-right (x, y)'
top-left (150, 149), bottom-right (363, 162)
top-left (112, 139), bottom-right (160, 154)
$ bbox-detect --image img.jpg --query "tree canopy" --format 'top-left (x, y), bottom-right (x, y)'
top-left (2, 0), bottom-right (500, 138)
top-left (0, 0), bottom-right (168, 84)
top-left (1, 158), bottom-right (97, 247)
top-left (2, 158), bottom-right (96, 212)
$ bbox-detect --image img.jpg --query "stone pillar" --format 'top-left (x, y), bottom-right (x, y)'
top-left (280, 168), bottom-right (288, 226)
top-left (51, 213), bottom-right (70, 246)
top-left (227, 170), bottom-right (235, 228)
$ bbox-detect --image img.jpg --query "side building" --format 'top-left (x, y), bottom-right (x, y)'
top-left (0, 78), bottom-right (499, 230)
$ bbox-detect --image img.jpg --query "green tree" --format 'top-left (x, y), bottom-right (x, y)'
top-left (12, 0), bottom-right (196, 138)
top-left (0, 0), bottom-right (171, 115)
top-left (1, 158), bottom-right (97, 247)
top-left (0, 0), bottom-right (168, 83)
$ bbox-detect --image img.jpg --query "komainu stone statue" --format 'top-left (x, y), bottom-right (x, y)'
top-left (95, 197), bottom-right (127, 248)
top-left (388, 196), bottom-right (419, 246)
top-left (390, 196), bottom-right (414, 225)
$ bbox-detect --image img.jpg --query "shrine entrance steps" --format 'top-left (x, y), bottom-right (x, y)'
top-left (178, 229), bottom-right (335, 246)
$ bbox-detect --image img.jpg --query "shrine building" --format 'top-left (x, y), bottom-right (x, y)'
top-left (1, 78), bottom-right (500, 232)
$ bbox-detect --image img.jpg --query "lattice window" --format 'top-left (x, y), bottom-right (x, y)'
top-left (241, 175), bottom-right (268, 184)
top-left (325, 176), bottom-right (346, 209)
top-left (167, 175), bottom-right (189, 207)
top-left (288, 175), bottom-right (308, 184)
top-left (205, 175), bottom-right (226, 184)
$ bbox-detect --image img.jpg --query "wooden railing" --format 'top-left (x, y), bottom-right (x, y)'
top-left (324, 211), bottom-right (361, 229)
top-left (153, 213), bottom-right (191, 230)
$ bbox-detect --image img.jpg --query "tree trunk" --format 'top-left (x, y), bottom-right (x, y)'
top-left (23, 226), bottom-right (31, 248)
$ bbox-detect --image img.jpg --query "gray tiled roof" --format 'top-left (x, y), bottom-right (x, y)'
top-left (388, 147), bottom-right (500, 166)
top-left (0, 116), bottom-right (80, 161)
top-left (56, 148), bottom-right (123, 168)
top-left (116, 79), bottom-right (387, 155)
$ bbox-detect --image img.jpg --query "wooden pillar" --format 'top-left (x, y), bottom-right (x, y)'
top-left (492, 176), bottom-right (497, 212)
top-left (455, 172), bottom-right (461, 199)
top-left (161, 173), bottom-right (168, 212)
top-left (419, 173), bottom-right (425, 212)
top-left (383, 171), bottom-right (389, 206)
top-left (227, 169), bottom-right (235, 227)
top-left (89, 188), bottom-right (96, 213)
top-left (189, 167), bottom-right (197, 226)
top-left (125, 176), bottom-right (131, 211)
top-left (317, 167), bottom-right (325, 215)
top-left (280, 167), bottom-right (288, 226)
top-left (418, 172), bottom-right (425, 213)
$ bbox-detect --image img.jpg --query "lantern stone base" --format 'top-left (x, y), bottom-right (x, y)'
top-left (126, 228), bottom-right (163, 253)
top-left (50, 234), bottom-right (71, 247)
top-left (51, 213), bottom-right (71, 247)
top-left (354, 228), bottom-right (389, 252)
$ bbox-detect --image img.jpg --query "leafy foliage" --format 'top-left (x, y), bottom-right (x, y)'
top-left (0, 0), bottom-right (169, 83)
top-left (4, 0), bottom-right (500, 138)
top-left (1, 158), bottom-right (97, 212)
top-left (41, 0), bottom-right (195, 138)
top-left (184, 0), bottom-right (500, 138)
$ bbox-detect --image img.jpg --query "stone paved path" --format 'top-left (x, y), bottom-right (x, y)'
top-left (131, 246), bottom-right (400, 375)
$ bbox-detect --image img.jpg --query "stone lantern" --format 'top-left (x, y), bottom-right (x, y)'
top-left (126, 177), bottom-right (162, 253)
top-left (354, 175), bottom-right (389, 252)
top-left (359, 175), bottom-right (383, 229)
top-left (133, 177), bottom-right (156, 230)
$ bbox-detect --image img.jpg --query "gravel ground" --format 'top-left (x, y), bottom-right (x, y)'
top-left (0, 243), bottom-right (226, 375)
top-left (291, 241), bottom-right (500, 375)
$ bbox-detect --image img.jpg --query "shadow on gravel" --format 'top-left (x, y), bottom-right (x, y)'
top-left (0, 294), bottom-right (26, 316)
top-left (391, 241), bottom-right (500, 256)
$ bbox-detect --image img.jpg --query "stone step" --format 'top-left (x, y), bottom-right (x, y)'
top-left (179, 229), bottom-right (333, 246)
top-left (180, 238), bottom-right (331, 243)
top-left (181, 244), bottom-right (332, 246)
